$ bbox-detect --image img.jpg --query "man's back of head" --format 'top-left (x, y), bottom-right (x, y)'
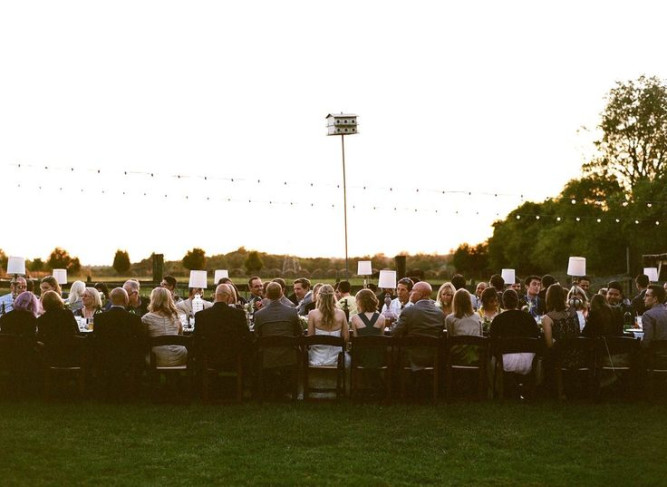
top-left (266, 282), bottom-right (282, 301)
top-left (489, 274), bottom-right (505, 292)
top-left (338, 280), bottom-right (351, 295)
top-left (110, 287), bottom-right (129, 307)
top-left (502, 289), bottom-right (519, 310)
top-left (636, 274), bottom-right (649, 289)
top-left (215, 284), bottom-right (233, 304)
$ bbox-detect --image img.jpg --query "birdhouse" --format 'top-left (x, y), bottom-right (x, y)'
top-left (326, 113), bottom-right (358, 135)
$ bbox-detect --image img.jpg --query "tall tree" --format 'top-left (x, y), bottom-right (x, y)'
top-left (584, 75), bottom-right (667, 189)
top-left (47, 247), bottom-right (72, 270)
top-left (182, 248), bottom-right (206, 270)
top-left (113, 250), bottom-right (131, 274)
top-left (244, 251), bottom-right (264, 275)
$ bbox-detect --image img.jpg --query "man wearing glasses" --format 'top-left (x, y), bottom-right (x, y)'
top-left (641, 285), bottom-right (667, 349)
top-left (122, 279), bottom-right (149, 317)
top-left (0, 277), bottom-right (27, 314)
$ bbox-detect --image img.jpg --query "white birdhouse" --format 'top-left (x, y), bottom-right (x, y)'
top-left (326, 113), bottom-right (358, 135)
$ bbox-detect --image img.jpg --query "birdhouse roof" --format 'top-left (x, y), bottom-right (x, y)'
top-left (325, 113), bottom-right (357, 119)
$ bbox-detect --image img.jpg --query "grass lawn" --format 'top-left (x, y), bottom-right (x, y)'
top-left (0, 400), bottom-right (665, 486)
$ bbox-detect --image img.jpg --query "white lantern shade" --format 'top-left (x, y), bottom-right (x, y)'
top-left (501, 269), bottom-right (515, 285)
top-left (357, 261), bottom-right (372, 276)
top-left (188, 270), bottom-right (208, 289)
top-left (7, 256), bottom-right (26, 275)
top-left (644, 267), bottom-right (659, 282)
top-left (378, 270), bottom-right (397, 290)
top-left (52, 269), bottom-right (68, 285)
top-left (567, 257), bottom-right (586, 277)
top-left (214, 270), bottom-right (229, 284)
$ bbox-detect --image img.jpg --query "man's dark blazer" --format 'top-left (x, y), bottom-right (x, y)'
top-left (392, 299), bottom-right (445, 367)
top-left (194, 302), bottom-right (252, 368)
top-left (92, 306), bottom-right (146, 370)
top-left (254, 300), bottom-right (302, 368)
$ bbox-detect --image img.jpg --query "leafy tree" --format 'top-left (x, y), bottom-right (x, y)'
top-left (244, 251), bottom-right (264, 275)
top-left (29, 258), bottom-right (45, 272)
top-left (47, 247), bottom-right (71, 269)
top-left (113, 250), bottom-right (131, 274)
top-left (69, 257), bottom-right (81, 275)
top-left (0, 249), bottom-right (7, 273)
top-left (584, 75), bottom-right (667, 189)
top-left (182, 248), bottom-right (206, 270)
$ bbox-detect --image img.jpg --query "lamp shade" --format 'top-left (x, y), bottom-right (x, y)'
top-left (188, 270), bottom-right (208, 289)
top-left (567, 257), bottom-right (586, 277)
top-left (214, 269), bottom-right (229, 284)
top-left (52, 269), bottom-right (68, 285)
top-left (7, 256), bottom-right (26, 275)
top-left (501, 269), bottom-right (515, 285)
top-left (644, 267), bottom-right (659, 282)
top-left (378, 270), bottom-right (397, 289)
top-left (357, 261), bottom-right (372, 276)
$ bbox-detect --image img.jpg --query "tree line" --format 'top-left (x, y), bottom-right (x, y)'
top-left (453, 75), bottom-right (667, 278)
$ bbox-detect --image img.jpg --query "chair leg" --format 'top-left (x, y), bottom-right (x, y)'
top-left (555, 366), bottom-right (564, 401)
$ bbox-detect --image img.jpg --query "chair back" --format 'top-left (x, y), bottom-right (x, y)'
top-left (552, 336), bottom-right (595, 370)
top-left (350, 335), bottom-right (392, 367)
top-left (445, 335), bottom-right (490, 367)
top-left (149, 335), bottom-right (192, 369)
top-left (595, 335), bottom-right (640, 366)
top-left (495, 337), bottom-right (542, 355)
top-left (647, 340), bottom-right (667, 372)
top-left (257, 335), bottom-right (302, 369)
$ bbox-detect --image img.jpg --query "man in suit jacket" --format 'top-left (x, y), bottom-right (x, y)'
top-left (392, 281), bottom-right (445, 367)
top-left (193, 283), bottom-right (252, 370)
top-left (254, 282), bottom-right (302, 368)
top-left (93, 287), bottom-right (146, 398)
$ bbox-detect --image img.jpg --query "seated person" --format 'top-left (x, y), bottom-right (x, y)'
top-left (142, 287), bottom-right (187, 367)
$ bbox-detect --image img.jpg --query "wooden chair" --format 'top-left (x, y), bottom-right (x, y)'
top-left (444, 335), bottom-right (490, 401)
top-left (198, 337), bottom-right (245, 403)
top-left (148, 335), bottom-right (193, 403)
top-left (302, 335), bottom-right (346, 401)
top-left (552, 336), bottom-right (595, 400)
top-left (349, 335), bottom-right (393, 402)
top-left (42, 335), bottom-right (89, 399)
top-left (0, 334), bottom-right (39, 398)
top-left (394, 335), bottom-right (442, 402)
top-left (91, 334), bottom-right (145, 402)
top-left (493, 337), bottom-right (542, 400)
top-left (593, 336), bottom-right (641, 400)
top-left (646, 340), bottom-right (667, 399)
top-left (256, 335), bottom-right (301, 403)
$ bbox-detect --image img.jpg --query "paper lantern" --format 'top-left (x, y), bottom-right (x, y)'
top-left (567, 257), bottom-right (586, 277)
top-left (188, 270), bottom-right (207, 289)
top-left (378, 270), bottom-right (397, 289)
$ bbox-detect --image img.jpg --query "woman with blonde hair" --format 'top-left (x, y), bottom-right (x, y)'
top-left (74, 287), bottom-right (103, 321)
top-left (446, 288), bottom-right (483, 365)
top-left (307, 284), bottom-right (349, 365)
top-left (67, 281), bottom-right (86, 312)
top-left (436, 282), bottom-right (456, 316)
top-left (141, 287), bottom-right (187, 367)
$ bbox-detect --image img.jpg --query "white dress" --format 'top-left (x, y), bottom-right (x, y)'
top-left (142, 312), bottom-right (187, 367)
top-left (309, 328), bottom-right (343, 366)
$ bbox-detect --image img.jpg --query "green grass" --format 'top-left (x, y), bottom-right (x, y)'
top-left (1, 400), bottom-right (665, 486)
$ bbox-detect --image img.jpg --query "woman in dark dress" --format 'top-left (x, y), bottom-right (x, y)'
top-left (0, 291), bottom-right (39, 339)
top-left (37, 291), bottom-right (80, 365)
top-left (350, 289), bottom-right (386, 391)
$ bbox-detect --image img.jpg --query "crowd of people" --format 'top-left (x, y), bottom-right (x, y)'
top-left (0, 270), bottom-right (665, 400)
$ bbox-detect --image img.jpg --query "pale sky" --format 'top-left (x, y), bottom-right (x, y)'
top-left (1, 0), bottom-right (665, 266)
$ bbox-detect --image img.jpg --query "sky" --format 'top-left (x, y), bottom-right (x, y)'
top-left (2, 0), bottom-right (666, 267)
